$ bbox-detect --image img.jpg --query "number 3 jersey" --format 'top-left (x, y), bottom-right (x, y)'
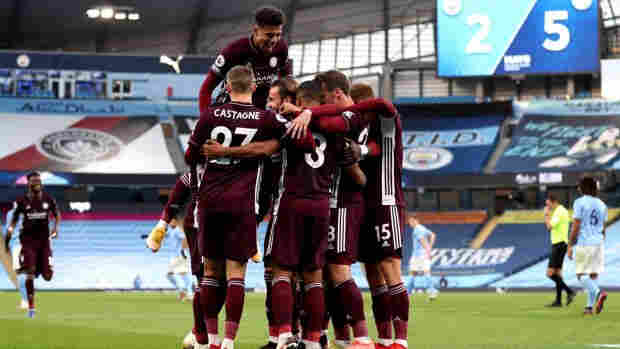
top-left (188, 102), bottom-right (289, 214)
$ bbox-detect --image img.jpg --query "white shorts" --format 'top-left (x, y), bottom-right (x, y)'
top-left (409, 256), bottom-right (431, 272)
top-left (575, 244), bottom-right (605, 275)
top-left (168, 256), bottom-right (189, 274)
top-left (11, 244), bottom-right (21, 271)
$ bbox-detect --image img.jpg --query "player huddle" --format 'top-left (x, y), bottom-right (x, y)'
top-left (147, 6), bottom-right (408, 349)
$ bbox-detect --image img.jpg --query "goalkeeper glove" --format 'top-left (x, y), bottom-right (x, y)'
top-left (146, 220), bottom-right (167, 252)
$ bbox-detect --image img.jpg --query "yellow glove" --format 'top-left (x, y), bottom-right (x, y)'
top-left (147, 221), bottom-right (167, 252)
top-left (251, 251), bottom-right (262, 263)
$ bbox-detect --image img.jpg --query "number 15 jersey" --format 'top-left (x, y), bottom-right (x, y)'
top-left (189, 101), bottom-right (289, 214)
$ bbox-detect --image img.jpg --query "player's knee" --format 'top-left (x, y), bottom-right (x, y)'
top-left (327, 264), bottom-right (352, 284)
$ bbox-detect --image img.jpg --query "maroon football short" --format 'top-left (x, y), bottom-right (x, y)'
top-left (198, 201), bottom-right (257, 264)
top-left (268, 199), bottom-right (329, 272)
top-left (183, 225), bottom-right (203, 277)
top-left (326, 205), bottom-right (365, 265)
top-left (358, 205), bottom-right (405, 264)
top-left (18, 236), bottom-right (53, 280)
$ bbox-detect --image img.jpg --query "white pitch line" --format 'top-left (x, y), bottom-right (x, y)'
top-left (591, 345), bottom-right (620, 348)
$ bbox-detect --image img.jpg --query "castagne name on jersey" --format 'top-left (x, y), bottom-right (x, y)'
top-left (214, 108), bottom-right (260, 120)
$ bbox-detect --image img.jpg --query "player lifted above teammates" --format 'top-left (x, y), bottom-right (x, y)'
top-left (5, 172), bottom-right (60, 319)
top-left (199, 6), bottom-right (291, 112)
top-left (186, 65), bottom-right (314, 349)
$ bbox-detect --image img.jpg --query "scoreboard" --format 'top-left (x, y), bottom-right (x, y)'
top-left (437, 0), bottom-right (600, 77)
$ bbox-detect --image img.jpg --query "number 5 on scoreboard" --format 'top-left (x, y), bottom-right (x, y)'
top-left (543, 10), bottom-right (570, 51)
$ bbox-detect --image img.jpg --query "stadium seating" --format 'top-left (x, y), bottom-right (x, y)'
top-left (491, 220), bottom-right (620, 288)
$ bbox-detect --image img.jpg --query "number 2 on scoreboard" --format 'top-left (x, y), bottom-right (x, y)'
top-left (465, 10), bottom-right (571, 55)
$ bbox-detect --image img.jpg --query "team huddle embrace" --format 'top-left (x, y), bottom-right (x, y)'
top-left (147, 6), bottom-right (409, 349)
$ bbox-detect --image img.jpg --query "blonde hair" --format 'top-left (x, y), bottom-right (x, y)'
top-left (226, 65), bottom-right (254, 94)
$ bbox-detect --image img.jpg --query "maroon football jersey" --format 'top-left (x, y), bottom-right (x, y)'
top-left (275, 131), bottom-right (344, 213)
top-left (330, 112), bottom-right (369, 209)
top-left (362, 114), bottom-right (405, 208)
top-left (189, 102), bottom-right (288, 214)
top-left (14, 192), bottom-right (58, 238)
top-left (211, 37), bottom-right (291, 109)
top-left (160, 172), bottom-right (198, 229)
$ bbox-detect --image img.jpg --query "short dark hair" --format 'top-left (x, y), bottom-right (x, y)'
top-left (272, 78), bottom-right (298, 103)
top-left (579, 177), bottom-right (598, 197)
top-left (350, 83), bottom-right (375, 103)
top-left (254, 6), bottom-right (286, 27)
top-left (547, 193), bottom-right (558, 203)
top-left (296, 80), bottom-right (322, 104)
top-left (26, 171), bottom-right (41, 180)
top-left (315, 70), bottom-right (351, 95)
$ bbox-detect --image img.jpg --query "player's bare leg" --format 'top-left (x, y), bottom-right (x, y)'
top-left (364, 264), bottom-right (392, 349)
top-left (199, 259), bottom-right (226, 349)
top-left (378, 258), bottom-right (408, 349)
top-left (301, 269), bottom-right (326, 349)
top-left (221, 259), bottom-right (248, 349)
top-left (327, 264), bottom-right (371, 349)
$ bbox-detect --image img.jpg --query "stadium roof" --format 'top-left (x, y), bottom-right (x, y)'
top-left (1, 0), bottom-right (620, 55)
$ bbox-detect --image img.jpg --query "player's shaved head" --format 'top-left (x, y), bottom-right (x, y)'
top-left (579, 177), bottom-right (598, 197)
top-left (296, 80), bottom-right (322, 107)
top-left (226, 65), bottom-right (255, 94)
top-left (315, 70), bottom-right (351, 95)
top-left (350, 83), bottom-right (375, 103)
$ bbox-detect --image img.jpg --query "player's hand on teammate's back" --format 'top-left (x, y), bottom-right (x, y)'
top-left (279, 102), bottom-right (301, 115)
top-left (286, 109), bottom-right (312, 140)
top-left (202, 139), bottom-right (226, 158)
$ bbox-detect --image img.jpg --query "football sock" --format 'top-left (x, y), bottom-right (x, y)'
top-left (264, 270), bottom-right (275, 339)
top-left (17, 274), bottom-right (28, 302)
top-left (192, 290), bottom-right (208, 344)
top-left (425, 275), bottom-right (436, 293)
top-left (25, 278), bottom-right (34, 309)
top-left (580, 276), bottom-right (598, 308)
top-left (549, 274), bottom-right (562, 302)
top-left (167, 273), bottom-right (181, 292)
top-left (328, 285), bottom-right (349, 341)
top-left (335, 279), bottom-right (368, 339)
top-left (303, 282), bottom-right (325, 344)
top-left (272, 276), bottom-right (293, 335)
top-left (389, 283), bottom-right (409, 342)
top-left (225, 278), bottom-right (245, 340)
top-left (371, 285), bottom-right (392, 343)
top-left (200, 277), bottom-right (221, 339)
top-left (183, 273), bottom-right (194, 296)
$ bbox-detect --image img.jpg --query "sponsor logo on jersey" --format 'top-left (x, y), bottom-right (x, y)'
top-left (403, 147), bottom-right (453, 171)
top-left (43, 202), bottom-right (49, 210)
top-left (270, 56), bottom-right (278, 68)
top-left (215, 55), bottom-right (225, 68)
top-left (37, 128), bottom-right (123, 165)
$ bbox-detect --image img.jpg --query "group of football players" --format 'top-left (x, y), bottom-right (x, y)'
top-left (145, 5), bottom-right (410, 349)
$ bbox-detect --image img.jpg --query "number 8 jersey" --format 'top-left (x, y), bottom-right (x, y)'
top-left (188, 101), bottom-right (290, 214)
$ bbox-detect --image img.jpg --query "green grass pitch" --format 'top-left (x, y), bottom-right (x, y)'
top-left (0, 291), bottom-right (617, 349)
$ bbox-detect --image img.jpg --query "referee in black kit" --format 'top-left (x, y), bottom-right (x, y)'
top-left (544, 194), bottom-right (575, 307)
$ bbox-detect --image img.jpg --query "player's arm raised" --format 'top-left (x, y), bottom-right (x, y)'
top-left (148, 176), bottom-right (191, 252)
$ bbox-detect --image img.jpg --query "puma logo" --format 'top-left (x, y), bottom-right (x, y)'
top-left (160, 55), bottom-right (184, 74)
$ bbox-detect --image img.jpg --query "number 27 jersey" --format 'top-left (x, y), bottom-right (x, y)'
top-left (189, 102), bottom-right (288, 214)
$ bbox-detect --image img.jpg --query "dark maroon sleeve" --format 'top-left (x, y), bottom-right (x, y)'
top-left (160, 176), bottom-right (191, 223)
top-left (48, 196), bottom-right (59, 219)
top-left (185, 111), bottom-right (211, 165)
top-left (348, 98), bottom-right (398, 119)
top-left (199, 72), bottom-right (221, 114)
